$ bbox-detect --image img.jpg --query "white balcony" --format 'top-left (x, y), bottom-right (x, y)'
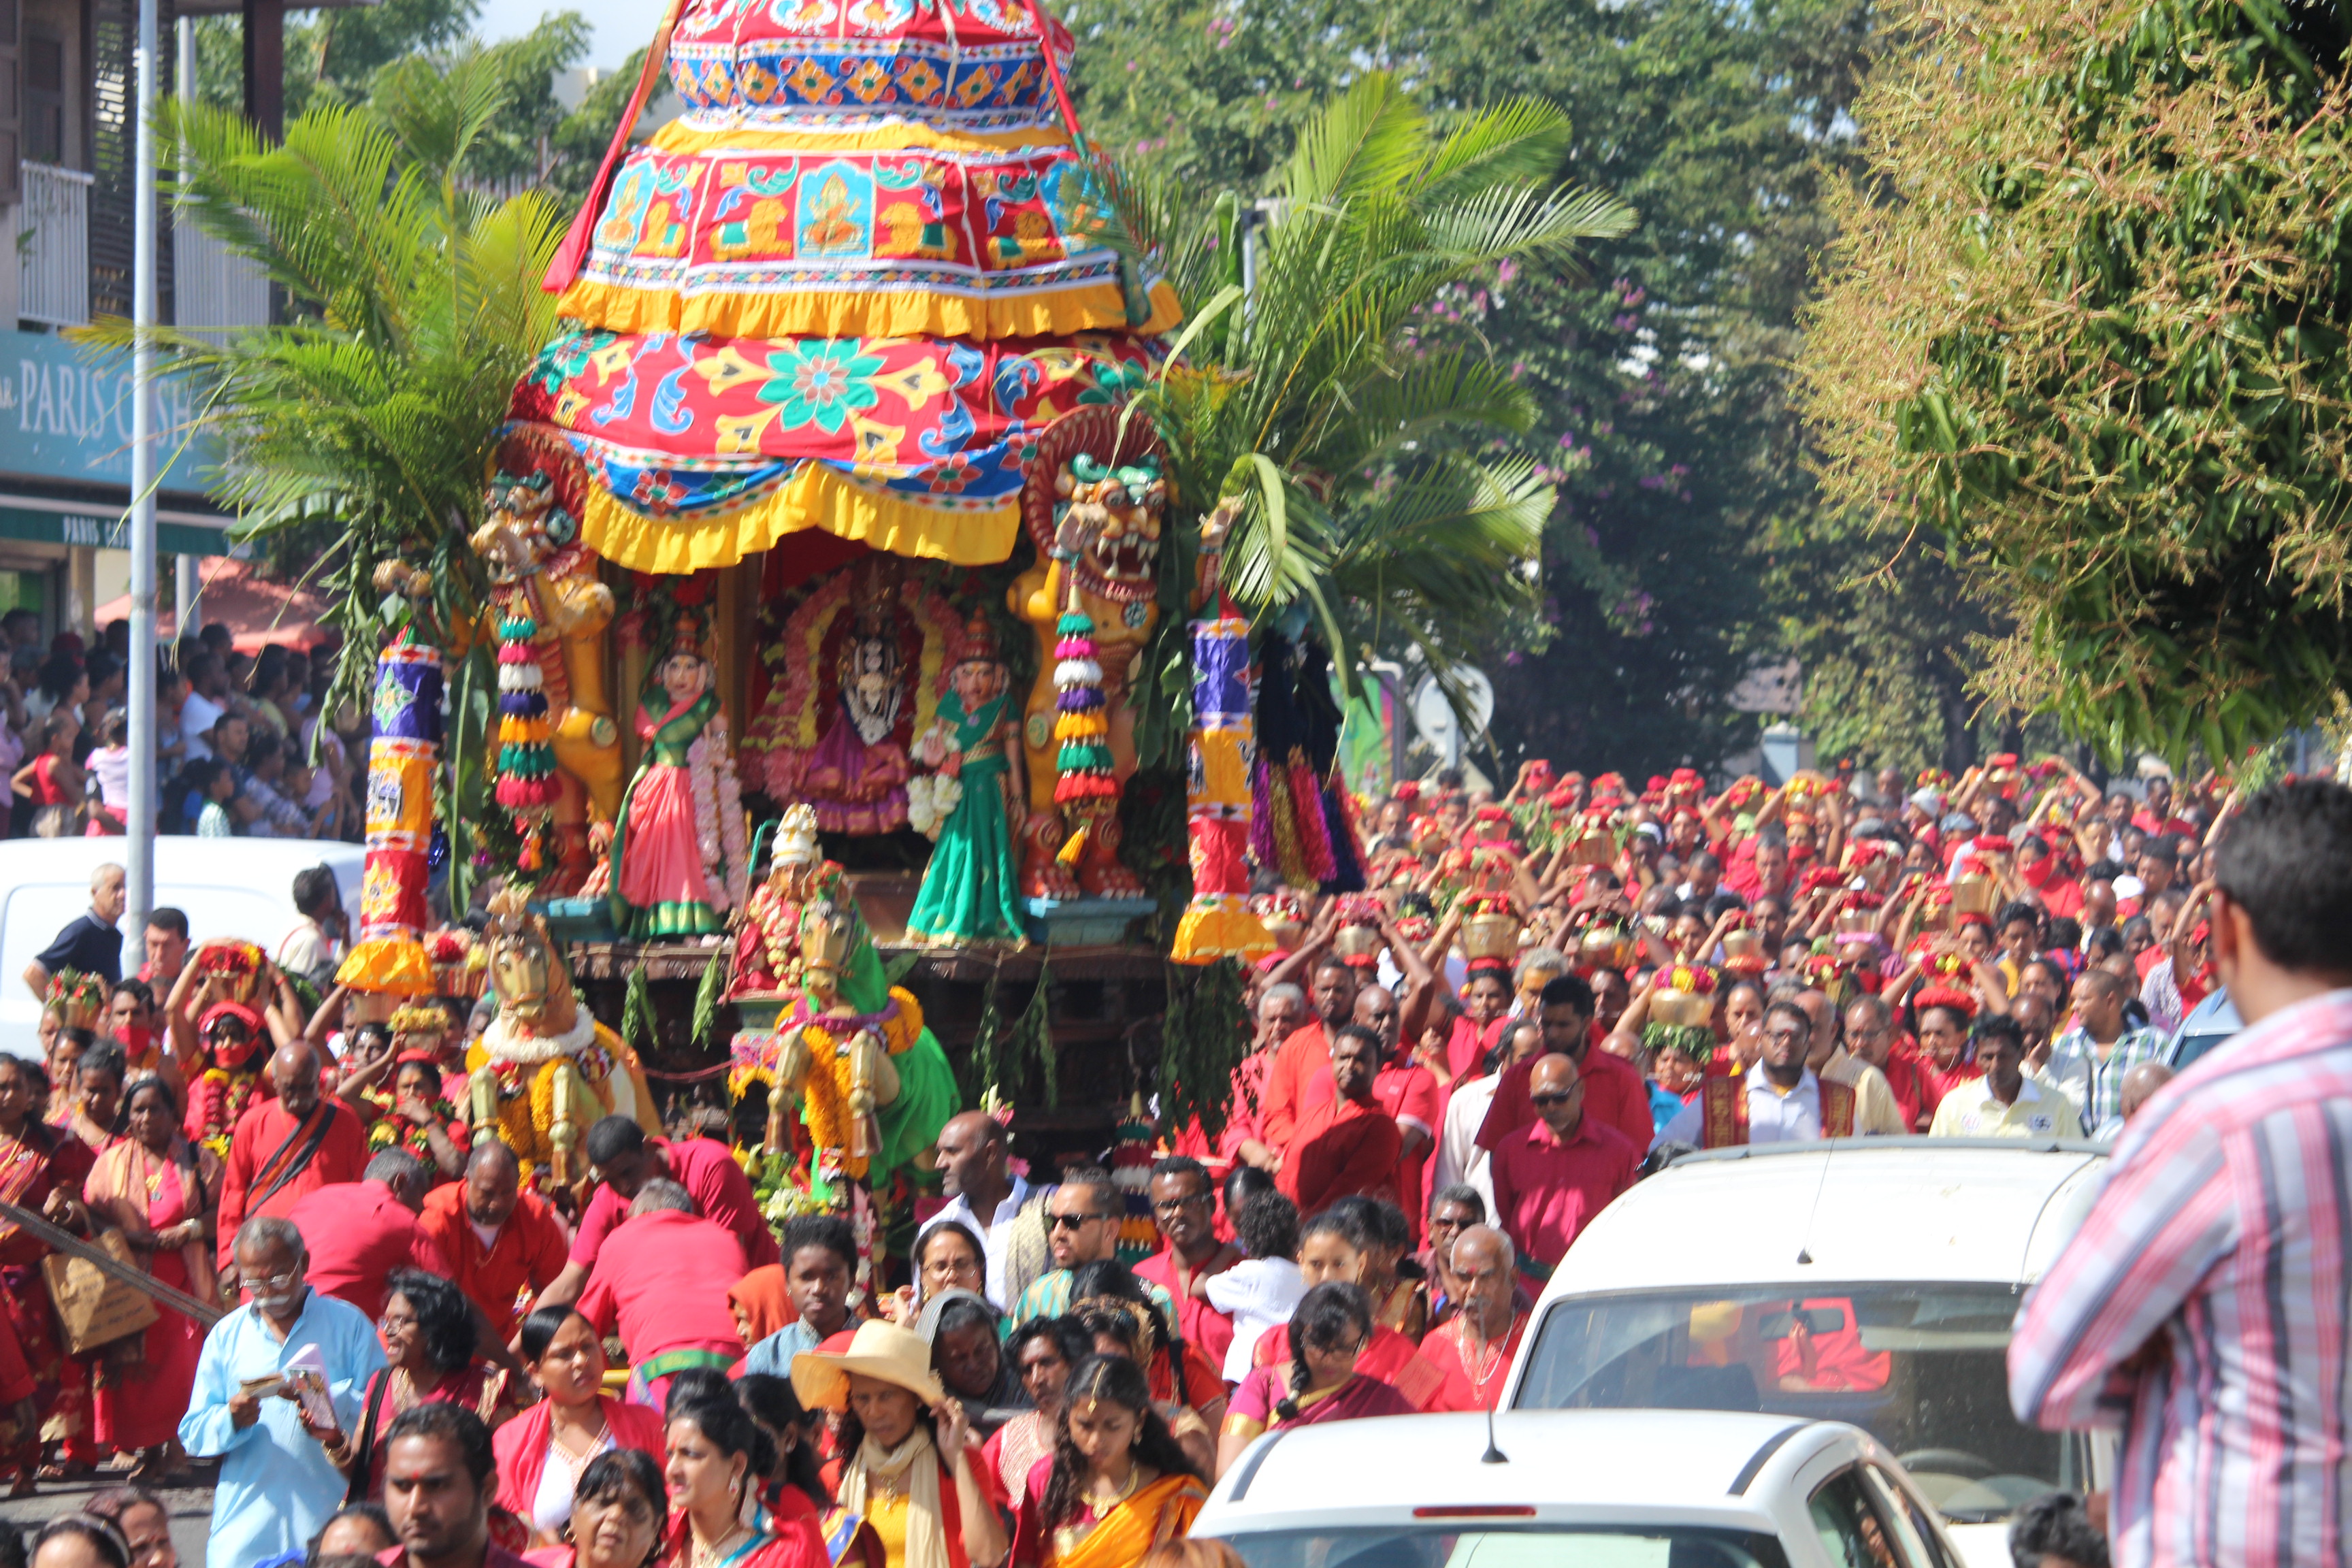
top-left (174, 208), bottom-right (271, 335)
top-left (14, 161), bottom-right (92, 329)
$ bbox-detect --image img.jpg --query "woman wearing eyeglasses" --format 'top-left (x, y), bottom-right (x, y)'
top-left (327, 1268), bottom-right (516, 1499)
top-left (1213, 1284), bottom-right (1411, 1479)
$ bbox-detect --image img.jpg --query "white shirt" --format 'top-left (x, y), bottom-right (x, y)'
top-left (1433, 1073), bottom-right (1501, 1215)
top-left (180, 691), bottom-right (225, 760)
top-left (1929, 1073), bottom-right (2084, 1139)
top-left (1205, 1258), bottom-right (1306, 1382)
top-left (1654, 1070), bottom-right (1827, 1149)
top-left (919, 1174), bottom-right (1041, 1309)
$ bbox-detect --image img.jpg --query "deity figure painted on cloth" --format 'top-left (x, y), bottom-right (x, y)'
top-left (800, 596), bottom-right (913, 834)
top-left (610, 623), bottom-right (751, 938)
top-left (905, 612), bottom-right (1029, 945)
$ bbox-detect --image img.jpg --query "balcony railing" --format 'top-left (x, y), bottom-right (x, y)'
top-left (15, 161), bottom-right (92, 329)
top-left (174, 212), bottom-right (270, 335)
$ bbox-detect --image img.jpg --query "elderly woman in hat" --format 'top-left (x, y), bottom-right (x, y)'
top-left (792, 1321), bottom-right (1009, 1568)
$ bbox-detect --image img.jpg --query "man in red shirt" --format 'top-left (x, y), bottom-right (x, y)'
top-left (1488, 1054), bottom-right (1640, 1279)
top-left (1130, 1156), bottom-right (1241, 1372)
top-left (216, 1040), bottom-right (368, 1269)
top-left (576, 1179), bottom-right (748, 1405)
top-left (1280, 1026), bottom-right (1403, 1217)
top-left (1357, 985), bottom-right (1442, 1239)
top-left (416, 1141), bottom-right (569, 1346)
top-left (1260, 957), bottom-right (1360, 1157)
top-left (380, 1403), bottom-right (534, 1568)
top-left (1476, 974), bottom-right (1651, 1158)
top-left (541, 1114), bottom-right (779, 1307)
top-left (284, 1146), bottom-right (451, 1321)
top-left (1420, 1224), bottom-right (1531, 1411)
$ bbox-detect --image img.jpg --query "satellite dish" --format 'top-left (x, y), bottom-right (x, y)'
top-left (1410, 667), bottom-right (1493, 762)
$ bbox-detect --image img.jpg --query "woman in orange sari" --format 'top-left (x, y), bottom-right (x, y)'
top-left (1010, 1356), bottom-right (1205, 1568)
top-left (84, 1074), bottom-right (219, 1482)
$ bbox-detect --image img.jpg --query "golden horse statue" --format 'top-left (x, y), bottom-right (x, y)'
top-left (467, 886), bottom-right (660, 1186)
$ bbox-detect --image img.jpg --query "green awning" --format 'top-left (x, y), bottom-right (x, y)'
top-left (0, 504), bottom-right (230, 557)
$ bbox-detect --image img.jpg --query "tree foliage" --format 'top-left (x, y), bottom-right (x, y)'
top-left (1802, 0), bottom-right (2352, 766)
top-left (89, 54), bottom-right (566, 717)
top-left (1098, 74), bottom-right (1635, 757)
top-left (1069, 0), bottom-right (1886, 775)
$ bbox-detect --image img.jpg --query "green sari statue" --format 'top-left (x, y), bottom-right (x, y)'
top-left (906, 636), bottom-right (1030, 945)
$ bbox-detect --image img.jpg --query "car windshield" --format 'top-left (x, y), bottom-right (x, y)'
top-left (1205, 1526), bottom-right (1791, 1568)
top-left (1511, 1284), bottom-right (2089, 1522)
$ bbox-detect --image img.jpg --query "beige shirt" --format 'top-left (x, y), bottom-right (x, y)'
top-left (1817, 1047), bottom-right (1910, 1137)
top-left (1929, 1073), bottom-right (2085, 1139)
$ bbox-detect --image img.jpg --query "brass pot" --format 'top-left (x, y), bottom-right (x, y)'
top-left (1651, 989), bottom-right (1715, 1029)
top-left (1462, 913), bottom-right (1520, 964)
top-left (1334, 923), bottom-right (1384, 964)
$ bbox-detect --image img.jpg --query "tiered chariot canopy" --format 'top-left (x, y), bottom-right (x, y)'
top-left (505, 0), bottom-right (1183, 572)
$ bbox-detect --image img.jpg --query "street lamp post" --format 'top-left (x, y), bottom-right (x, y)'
top-left (126, 0), bottom-right (159, 927)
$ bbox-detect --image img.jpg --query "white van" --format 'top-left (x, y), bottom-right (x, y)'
top-left (0, 837), bottom-right (365, 1056)
top-left (1499, 1137), bottom-right (2109, 1568)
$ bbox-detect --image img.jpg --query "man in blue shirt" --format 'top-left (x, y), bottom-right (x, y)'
top-left (21, 863), bottom-right (127, 998)
top-left (180, 1215), bottom-right (387, 1568)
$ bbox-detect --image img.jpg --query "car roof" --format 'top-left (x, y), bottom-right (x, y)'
top-left (1197, 1411), bottom-right (1844, 1529)
top-left (1539, 1137), bottom-right (2107, 1301)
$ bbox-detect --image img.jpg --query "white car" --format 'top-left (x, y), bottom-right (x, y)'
top-left (1499, 1138), bottom-right (2109, 1568)
top-left (1197, 1409), bottom-right (1968, 1568)
top-left (0, 836), bottom-right (364, 1056)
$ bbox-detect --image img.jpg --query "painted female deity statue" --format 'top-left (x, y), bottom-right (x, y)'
top-left (609, 620), bottom-right (751, 938)
top-left (905, 612), bottom-right (1028, 945)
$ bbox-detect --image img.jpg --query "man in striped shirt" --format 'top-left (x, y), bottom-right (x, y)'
top-left (2010, 779), bottom-right (2352, 1568)
top-left (2035, 966), bottom-right (2170, 1137)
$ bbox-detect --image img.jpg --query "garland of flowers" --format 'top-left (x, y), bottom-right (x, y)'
top-left (493, 613), bottom-right (561, 873)
top-left (687, 710), bottom-right (749, 915)
top-left (193, 1067), bottom-right (262, 1156)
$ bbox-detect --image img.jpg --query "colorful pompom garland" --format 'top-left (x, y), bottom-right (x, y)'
top-left (493, 615), bottom-right (560, 870)
top-left (1052, 608), bottom-right (1119, 814)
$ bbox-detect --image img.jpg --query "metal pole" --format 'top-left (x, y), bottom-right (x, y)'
top-left (176, 553), bottom-right (195, 637)
top-left (176, 15), bottom-right (193, 98)
top-left (127, 0), bottom-right (159, 928)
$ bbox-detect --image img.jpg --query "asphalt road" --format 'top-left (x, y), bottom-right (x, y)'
top-left (0, 1467), bottom-right (216, 1568)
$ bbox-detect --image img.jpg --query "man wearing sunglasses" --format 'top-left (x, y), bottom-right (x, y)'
top-left (1005, 1168), bottom-right (1179, 1336)
top-left (1487, 1053), bottom-right (1640, 1284)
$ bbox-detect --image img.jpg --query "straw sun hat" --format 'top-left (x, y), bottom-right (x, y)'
top-left (790, 1320), bottom-right (947, 1413)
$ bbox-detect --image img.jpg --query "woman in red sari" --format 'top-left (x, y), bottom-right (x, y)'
top-left (329, 1268), bottom-right (515, 1499)
top-left (84, 1074), bottom-right (219, 1482)
top-left (1215, 1284), bottom-right (1414, 1479)
top-left (1243, 1211), bottom-right (1451, 1412)
top-left (661, 1395), bottom-right (826, 1568)
top-left (0, 1051), bottom-right (96, 1494)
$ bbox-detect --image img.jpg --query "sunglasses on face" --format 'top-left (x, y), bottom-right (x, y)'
top-left (1151, 1194), bottom-right (1213, 1214)
top-left (1048, 1211), bottom-right (1113, 1230)
top-left (1529, 1089), bottom-right (1582, 1108)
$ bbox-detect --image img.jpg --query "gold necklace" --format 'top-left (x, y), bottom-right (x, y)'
top-left (1086, 1467), bottom-right (1141, 1519)
top-left (690, 1522), bottom-right (749, 1568)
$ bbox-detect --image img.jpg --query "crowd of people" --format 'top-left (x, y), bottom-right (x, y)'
top-left (0, 612), bottom-right (360, 840)
top-left (3, 751), bottom-right (2345, 1568)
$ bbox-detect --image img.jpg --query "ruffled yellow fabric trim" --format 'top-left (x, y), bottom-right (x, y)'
top-left (578, 462), bottom-right (1020, 573)
top-left (555, 275), bottom-right (1183, 346)
top-left (1169, 899), bottom-right (1275, 964)
top-left (647, 120), bottom-right (1074, 156)
top-left (336, 935), bottom-right (438, 995)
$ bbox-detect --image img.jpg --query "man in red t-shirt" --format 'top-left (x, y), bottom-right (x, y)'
top-left (576, 1179), bottom-right (748, 1403)
top-left (1260, 956), bottom-right (1360, 1157)
top-left (1488, 1054), bottom-right (1641, 1277)
top-left (1477, 973), bottom-right (1652, 1158)
top-left (284, 1146), bottom-right (452, 1321)
top-left (1131, 1156), bottom-right (1240, 1371)
top-left (540, 1115), bottom-right (778, 1307)
top-left (416, 1141), bottom-right (570, 1345)
top-left (1357, 985), bottom-right (1442, 1237)
top-left (1281, 1027), bottom-right (1403, 1217)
